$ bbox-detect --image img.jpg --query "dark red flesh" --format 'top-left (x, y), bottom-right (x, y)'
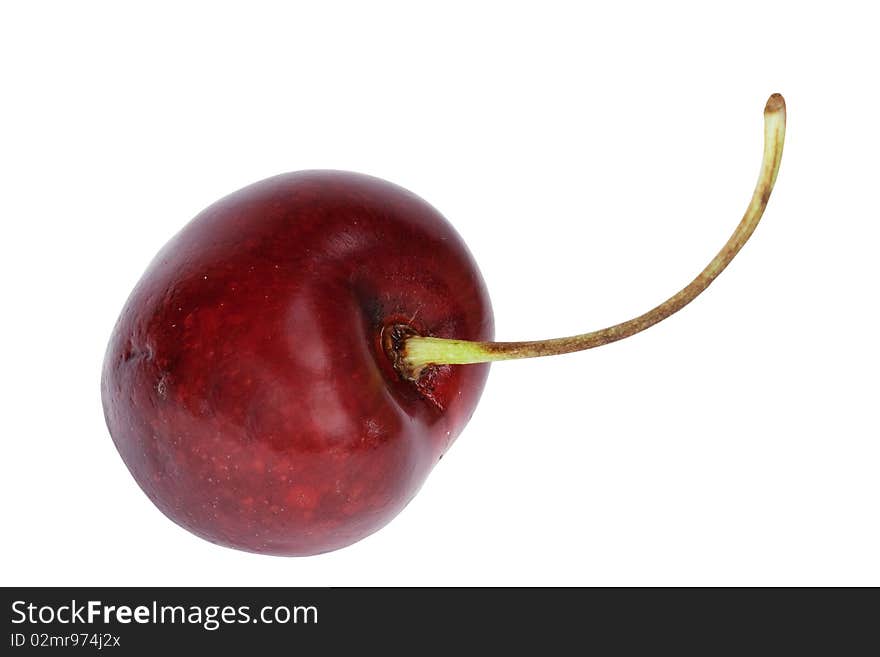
top-left (101, 171), bottom-right (493, 556)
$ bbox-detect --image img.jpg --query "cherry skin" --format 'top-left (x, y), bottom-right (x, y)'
top-left (101, 170), bottom-right (493, 556)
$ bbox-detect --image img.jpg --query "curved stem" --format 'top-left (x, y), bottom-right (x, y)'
top-left (398, 93), bottom-right (786, 380)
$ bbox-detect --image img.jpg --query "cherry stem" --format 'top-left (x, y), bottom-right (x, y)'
top-left (398, 93), bottom-right (787, 381)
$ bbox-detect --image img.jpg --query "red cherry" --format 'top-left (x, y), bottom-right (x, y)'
top-left (102, 170), bottom-right (493, 555)
top-left (102, 95), bottom-right (786, 556)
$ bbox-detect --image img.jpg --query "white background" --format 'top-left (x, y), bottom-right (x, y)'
top-left (2, 1), bottom-right (877, 586)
